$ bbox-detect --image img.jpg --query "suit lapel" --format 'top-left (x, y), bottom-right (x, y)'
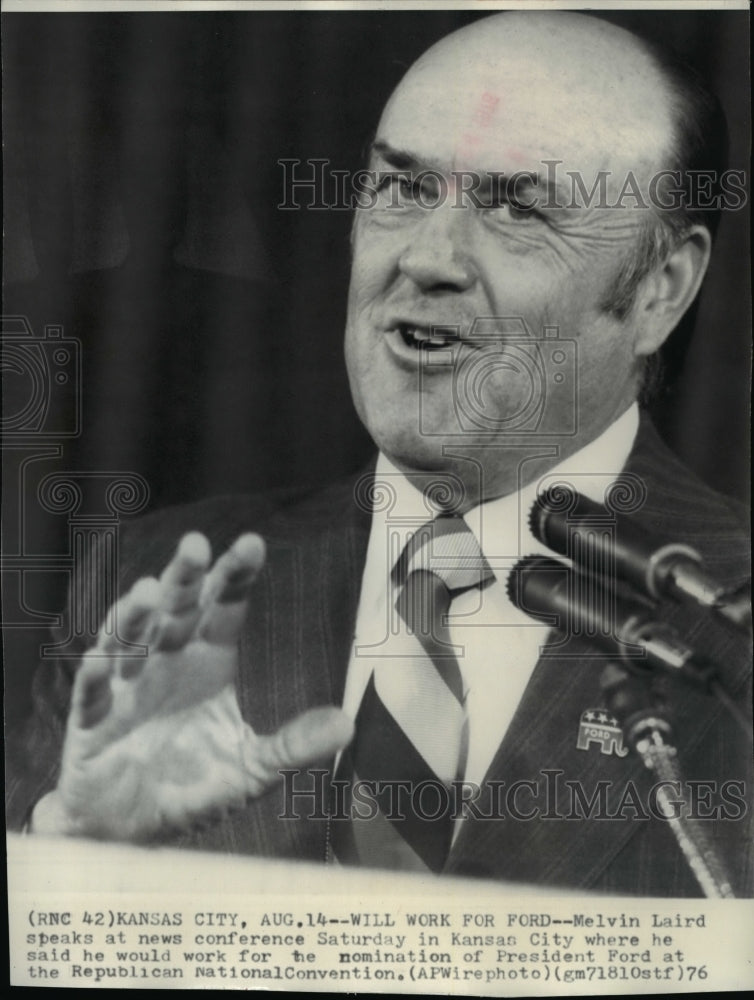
top-left (446, 639), bottom-right (652, 886)
top-left (446, 630), bottom-right (748, 888)
top-left (239, 478), bottom-right (370, 732)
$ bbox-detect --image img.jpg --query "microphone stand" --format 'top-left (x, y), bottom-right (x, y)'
top-left (600, 663), bottom-right (736, 899)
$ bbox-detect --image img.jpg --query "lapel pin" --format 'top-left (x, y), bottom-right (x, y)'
top-left (576, 708), bottom-right (629, 757)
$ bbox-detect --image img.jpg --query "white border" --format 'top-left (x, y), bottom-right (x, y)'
top-left (1, 2), bottom-right (750, 15)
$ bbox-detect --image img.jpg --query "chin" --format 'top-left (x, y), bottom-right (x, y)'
top-left (376, 430), bottom-right (445, 473)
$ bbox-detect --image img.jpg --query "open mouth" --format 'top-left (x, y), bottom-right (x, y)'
top-left (397, 323), bottom-right (460, 350)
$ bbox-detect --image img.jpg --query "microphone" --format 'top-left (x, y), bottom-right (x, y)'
top-left (506, 554), bottom-right (719, 691)
top-left (529, 488), bottom-right (751, 632)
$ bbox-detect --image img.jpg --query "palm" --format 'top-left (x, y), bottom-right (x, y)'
top-left (60, 641), bottom-right (247, 840)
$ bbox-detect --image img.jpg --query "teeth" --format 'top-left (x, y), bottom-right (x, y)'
top-left (399, 324), bottom-right (456, 349)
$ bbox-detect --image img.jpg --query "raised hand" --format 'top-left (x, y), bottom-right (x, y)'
top-left (31, 532), bottom-right (353, 841)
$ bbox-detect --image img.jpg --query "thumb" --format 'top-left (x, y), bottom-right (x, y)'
top-left (244, 707), bottom-right (354, 794)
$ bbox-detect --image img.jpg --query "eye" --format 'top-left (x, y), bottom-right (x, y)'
top-left (375, 173), bottom-right (413, 205)
top-left (484, 197), bottom-right (541, 224)
top-left (373, 171), bottom-right (441, 208)
top-left (481, 173), bottom-right (545, 225)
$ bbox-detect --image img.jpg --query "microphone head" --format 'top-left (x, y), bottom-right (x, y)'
top-left (527, 495), bottom-right (545, 541)
top-left (506, 554), bottom-right (544, 604)
top-left (506, 554), bottom-right (570, 622)
top-left (528, 485), bottom-right (579, 553)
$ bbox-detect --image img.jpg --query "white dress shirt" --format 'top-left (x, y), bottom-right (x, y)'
top-left (341, 404), bottom-right (639, 789)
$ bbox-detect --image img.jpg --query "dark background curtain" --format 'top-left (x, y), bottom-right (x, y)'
top-left (2, 10), bottom-right (750, 719)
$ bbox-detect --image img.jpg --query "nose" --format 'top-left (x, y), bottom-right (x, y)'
top-left (398, 205), bottom-right (476, 293)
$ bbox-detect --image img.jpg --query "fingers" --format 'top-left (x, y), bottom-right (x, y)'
top-left (155, 532), bottom-right (212, 651)
top-left (98, 531), bottom-right (262, 656)
top-left (72, 531), bottom-right (263, 729)
top-left (96, 576), bottom-right (160, 654)
top-left (198, 533), bottom-right (266, 645)
top-left (75, 576), bottom-right (162, 727)
top-left (75, 531), bottom-right (206, 728)
top-left (245, 707), bottom-right (355, 795)
top-left (70, 658), bottom-right (115, 730)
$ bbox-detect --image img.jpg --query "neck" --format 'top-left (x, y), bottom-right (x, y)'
top-left (385, 402), bottom-right (639, 513)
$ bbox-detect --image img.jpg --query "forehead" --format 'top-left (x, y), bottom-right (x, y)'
top-left (377, 37), bottom-right (673, 181)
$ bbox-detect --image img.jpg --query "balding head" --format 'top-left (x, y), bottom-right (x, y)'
top-left (344, 10), bottom-right (715, 503)
top-left (379, 12), bottom-right (674, 192)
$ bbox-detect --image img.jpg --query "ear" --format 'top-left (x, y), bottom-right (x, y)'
top-left (631, 225), bottom-right (712, 357)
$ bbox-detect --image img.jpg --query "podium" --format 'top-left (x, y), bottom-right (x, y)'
top-left (7, 830), bottom-right (565, 896)
top-left (9, 833), bottom-right (752, 994)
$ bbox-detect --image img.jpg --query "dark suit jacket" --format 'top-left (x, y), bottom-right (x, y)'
top-left (6, 413), bottom-right (752, 896)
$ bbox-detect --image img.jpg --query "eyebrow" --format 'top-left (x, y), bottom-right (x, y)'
top-left (369, 139), bottom-right (439, 173)
top-left (369, 139), bottom-right (570, 207)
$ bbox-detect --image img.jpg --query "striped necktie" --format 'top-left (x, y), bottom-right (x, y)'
top-left (332, 514), bottom-right (493, 873)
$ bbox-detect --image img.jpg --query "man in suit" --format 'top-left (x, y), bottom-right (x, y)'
top-left (8, 11), bottom-right (751, 895)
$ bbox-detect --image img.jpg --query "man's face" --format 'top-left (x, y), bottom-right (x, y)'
top-left (344, 18), bottom-right (671, 504)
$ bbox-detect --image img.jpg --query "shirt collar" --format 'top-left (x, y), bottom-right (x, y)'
top-left (373, 403), bottom-right (640, 577)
